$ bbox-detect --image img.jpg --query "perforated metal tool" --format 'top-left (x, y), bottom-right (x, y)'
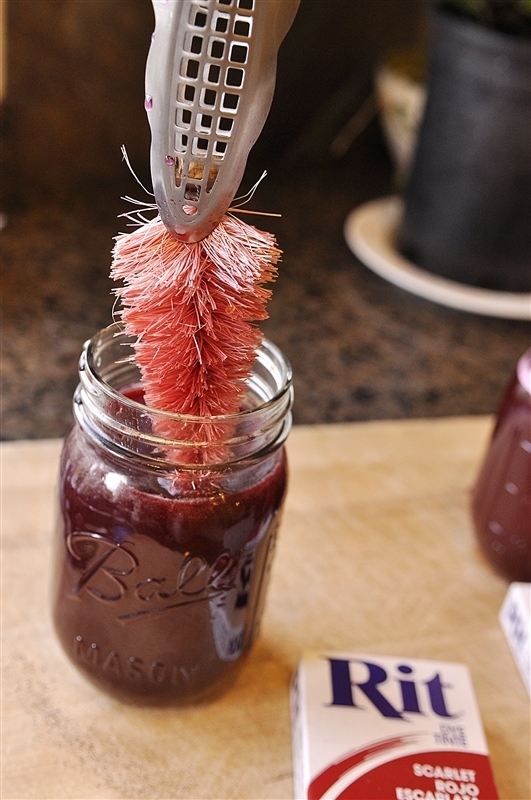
top-left (145, 0), bottom-right (299, 242)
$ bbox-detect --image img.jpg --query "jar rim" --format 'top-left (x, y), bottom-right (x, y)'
top-left (76, 324), bottom-right (293, 465)
top-left (84, 323), bottom-right (293, 424)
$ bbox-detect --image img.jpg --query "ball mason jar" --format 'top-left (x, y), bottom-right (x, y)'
top-left (52, 324), bottom-right (293, 704)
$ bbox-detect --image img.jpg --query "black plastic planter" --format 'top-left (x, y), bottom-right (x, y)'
top-left (398, 6), bottom-right (531, 293)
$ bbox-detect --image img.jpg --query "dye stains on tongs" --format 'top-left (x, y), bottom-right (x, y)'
top-left (145, 0), bottom-right (300, 243)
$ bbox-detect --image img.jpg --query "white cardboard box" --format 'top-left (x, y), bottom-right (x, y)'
top-left (291, 653), bottom-right (499, 800)
top-left (499, 582), bottom-right (530, 696)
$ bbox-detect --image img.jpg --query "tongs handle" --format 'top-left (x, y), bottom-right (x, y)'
top-left (146, 0), bottom-right (299, 243)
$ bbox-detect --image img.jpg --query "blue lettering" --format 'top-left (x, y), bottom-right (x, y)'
top-left (426, 673), bottom-right (457, 718)
top-left (398, 664), bottom-right (422, 714)
top-left (327, 658), bottom-right (404, 718)
top-left (326, 658), bottom-right (457, 720)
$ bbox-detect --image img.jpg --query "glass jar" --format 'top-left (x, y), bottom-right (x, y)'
top-left (471, 349), bottom-right (531, 582)
top-left (52, 324), bottom-right (293, 704)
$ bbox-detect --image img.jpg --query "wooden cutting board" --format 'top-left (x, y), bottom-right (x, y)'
top-left (2, 417), bottom-right (529, 800)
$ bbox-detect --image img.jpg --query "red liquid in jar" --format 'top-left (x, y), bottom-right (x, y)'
top-left (52, 388), bottom-right (287, 704)
top-left (471, 353), bottom-right (531, 582)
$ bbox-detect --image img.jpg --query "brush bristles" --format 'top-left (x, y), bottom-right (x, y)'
top-left (111, 214), bottom-right (280, 435)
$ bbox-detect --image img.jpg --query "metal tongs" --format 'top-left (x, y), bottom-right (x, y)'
top-left (146, 0), bottom-right (299, 242)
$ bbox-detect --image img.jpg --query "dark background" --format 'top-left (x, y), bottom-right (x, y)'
top-left (2, 0), bottom-right (529, 440)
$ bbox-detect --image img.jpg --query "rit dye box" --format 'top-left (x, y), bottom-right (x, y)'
top-left (290, 653), bottom-right (499, 800)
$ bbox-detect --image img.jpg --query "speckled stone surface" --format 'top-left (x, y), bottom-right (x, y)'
top-left (2, 123), bottom-right (529, 441)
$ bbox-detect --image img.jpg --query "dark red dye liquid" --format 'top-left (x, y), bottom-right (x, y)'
top-left (52, 416), bottom-right (287, 704)
top-left (471, 369), bottom-right (531, 582)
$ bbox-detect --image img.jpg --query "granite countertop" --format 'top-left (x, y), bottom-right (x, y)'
top-left (2, 124), bottom-right (530, 441)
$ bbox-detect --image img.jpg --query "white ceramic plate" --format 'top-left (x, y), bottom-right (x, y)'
top-left (344, 196), bottom-right (531, 320)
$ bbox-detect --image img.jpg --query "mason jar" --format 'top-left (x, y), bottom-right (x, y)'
top-left (471, 349), bottom-right (531, 582)
top-left (52, 324), bottom-right (293, 704)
